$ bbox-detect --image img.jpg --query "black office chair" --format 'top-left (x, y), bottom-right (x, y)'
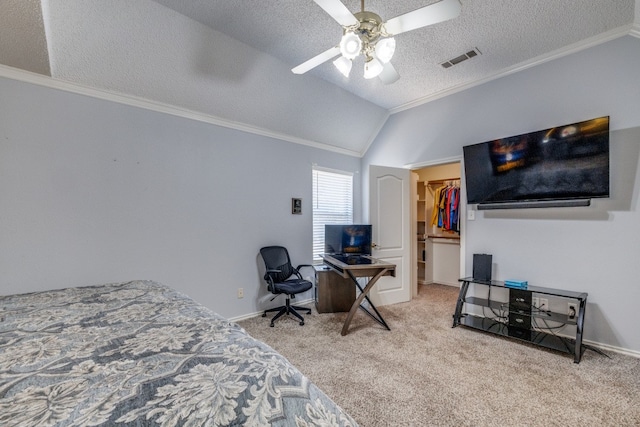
top-left (260, 246), bottom-right (313, 327)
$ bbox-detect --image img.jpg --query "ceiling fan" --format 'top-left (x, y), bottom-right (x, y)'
top-left (292, 0), bottom-right (461, 84)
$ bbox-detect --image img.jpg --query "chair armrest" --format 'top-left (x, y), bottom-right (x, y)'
top-left (264, 269), bottom-right (281, 285)
top-left (295, 264), bottom-right (315, 280)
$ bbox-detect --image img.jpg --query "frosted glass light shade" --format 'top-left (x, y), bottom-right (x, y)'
top-left (375, 38), bottom-right (396, 63)
top-left (333, 56), bottom-right (352, 77)
top-left (363, 57), bottom-right (384, 79)
top-left (339, 32), bottom-right (362, 60)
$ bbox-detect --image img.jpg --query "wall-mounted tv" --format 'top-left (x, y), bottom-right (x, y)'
top-left (324, 224), bottom-right (372, 255)
top-left (463, 116), bottom-right (610, 209)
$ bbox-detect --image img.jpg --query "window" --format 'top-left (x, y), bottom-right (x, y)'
top-left (312, 168), bottom-right (353, 263)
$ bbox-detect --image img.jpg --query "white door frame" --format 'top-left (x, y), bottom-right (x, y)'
top-left (406, 156), bottom-right (466, 296)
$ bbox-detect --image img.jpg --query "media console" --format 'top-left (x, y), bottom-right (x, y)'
top-left (453, 277), bottom-right (588, 363)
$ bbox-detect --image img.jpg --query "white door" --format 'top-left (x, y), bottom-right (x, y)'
top-left (368, 165), bottom-right (412, 306)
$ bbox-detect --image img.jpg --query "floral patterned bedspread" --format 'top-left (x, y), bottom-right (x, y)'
top-left (0, 280), bottom-right (357, 426)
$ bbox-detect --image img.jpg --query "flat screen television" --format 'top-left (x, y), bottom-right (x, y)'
top-left (463, 116), bottom-right (610, 209)
top-left (324, 224), bottom-right (372, 255)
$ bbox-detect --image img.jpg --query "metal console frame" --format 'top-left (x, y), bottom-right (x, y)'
top-left (453, 277), bottom-right (589, 363)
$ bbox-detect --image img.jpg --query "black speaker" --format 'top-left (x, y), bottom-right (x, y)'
top-left (473, 254), bottom-right (492, 282)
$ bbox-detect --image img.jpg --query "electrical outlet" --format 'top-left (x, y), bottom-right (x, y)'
top-left (237, 288), bottom-right (244, 299)
top-left (539, 298), bottom-right (549, 312)
top-left (568, 302), bottom-right (577, 320)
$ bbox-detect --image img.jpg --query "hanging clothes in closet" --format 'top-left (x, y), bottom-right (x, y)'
top-left (430, 181), bottom-right (460, 233)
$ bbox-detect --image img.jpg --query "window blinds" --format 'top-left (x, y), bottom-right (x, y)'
top-left (312, 168), bottom-right (353, 263)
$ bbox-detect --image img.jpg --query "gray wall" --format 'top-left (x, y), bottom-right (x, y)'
top-left (363, 35), bottom-right (640, 354)
top-left (0, 76), bottom-right (361, 319)
top-left (2, 34), bottom-right (639, 353)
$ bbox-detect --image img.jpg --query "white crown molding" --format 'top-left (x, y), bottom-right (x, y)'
top-left (4, 21), bottom-right (637, 161)
top-left (0, 64), bottom-right (362, 158)
top-left (389, 25), bottom-right (635, 115)
top-left (404, 155), bottom-right (462, 170)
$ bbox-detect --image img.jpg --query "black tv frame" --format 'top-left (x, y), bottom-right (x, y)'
top-left (463, 116), bottom-right (609, 210)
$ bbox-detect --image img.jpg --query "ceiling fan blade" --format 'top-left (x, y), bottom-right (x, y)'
top-left (384, 0), bottom-right (461, 35)
top-left (313, 0), bottom-right (359, 27)
top-left (292, 46), bottom-right (341, 74)
top-left (379, 62), bottom-right (400, 85)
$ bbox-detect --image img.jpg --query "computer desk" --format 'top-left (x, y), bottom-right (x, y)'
top-left (321, 254), bottom-right (396, 336)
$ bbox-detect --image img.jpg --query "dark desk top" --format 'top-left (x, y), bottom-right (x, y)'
top-left (321, 254), bottom-right (396, 278)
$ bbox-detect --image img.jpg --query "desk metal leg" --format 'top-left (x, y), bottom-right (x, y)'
top-left (341, 268), bottom-right (390, 336)
top-left (348, 271), bottom-right (390, 330)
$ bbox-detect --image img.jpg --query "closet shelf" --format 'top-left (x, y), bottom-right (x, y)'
top-left (427, 234), bottom-right (460, 240)
top-left (428, 177), bottom-right (460, 185)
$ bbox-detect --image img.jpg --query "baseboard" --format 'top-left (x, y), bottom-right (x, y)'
top-left (526, 326), bottom-right (640, 360)
top-left (229, 311), bottom-right (263, 323)
top-left (229, 297), bottom-right (315, 323)
top-left (422, 281), bottom-right (459, 287)
top-left (582, 339), bottom-right (640, 359)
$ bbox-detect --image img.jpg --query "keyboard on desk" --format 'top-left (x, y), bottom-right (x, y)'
top-left (328, 254), bottom-right (373, 265)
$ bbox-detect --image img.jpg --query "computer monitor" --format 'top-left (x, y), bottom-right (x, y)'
top-left (324, 224), bottom-right (372, 255)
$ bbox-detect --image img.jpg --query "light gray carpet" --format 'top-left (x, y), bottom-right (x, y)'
top-left (237, 284), bottom-right (640, 427)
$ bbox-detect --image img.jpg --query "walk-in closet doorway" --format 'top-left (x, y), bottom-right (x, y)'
top-left (412, 161), bottom-right (464, 294)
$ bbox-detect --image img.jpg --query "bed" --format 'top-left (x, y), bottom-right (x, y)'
top-left (0, 280), bottom-right (357, 426)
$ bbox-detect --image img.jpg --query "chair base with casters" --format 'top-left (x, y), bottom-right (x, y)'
top-left (259, 246), bottom-right (314, 327)
top-left (262, 296), bottom-right (312, 327)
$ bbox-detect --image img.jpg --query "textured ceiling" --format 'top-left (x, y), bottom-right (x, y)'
top-left (0, 0), bottom-right (50, 75)
top-left (0, 0), bottom-right (638, 156)
top-left (152, 0), bottom-right (636, 110)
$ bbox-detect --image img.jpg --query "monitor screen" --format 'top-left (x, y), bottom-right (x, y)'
top-left (324, 224), bottom-right (372, 255)
top-left (463, 116), bottom-right (609, 207)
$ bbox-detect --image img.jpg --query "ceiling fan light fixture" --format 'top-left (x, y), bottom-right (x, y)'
top-left (363, 57), bottom-right (383, 79)
top-left (375, 37), bottom-right (396, 63)
top-left (333, 56), bottom-right (352, 77)
top-left (293, 0), bottom-right (462, 84)
top-left (339, 31), bottom-right (362, 59)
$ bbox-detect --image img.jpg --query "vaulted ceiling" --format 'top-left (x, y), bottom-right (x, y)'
top-left (1, 0), bottom-right (638, 156)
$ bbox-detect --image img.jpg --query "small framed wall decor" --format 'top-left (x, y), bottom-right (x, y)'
top-left (292, 198), bottom-right (302, 214)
